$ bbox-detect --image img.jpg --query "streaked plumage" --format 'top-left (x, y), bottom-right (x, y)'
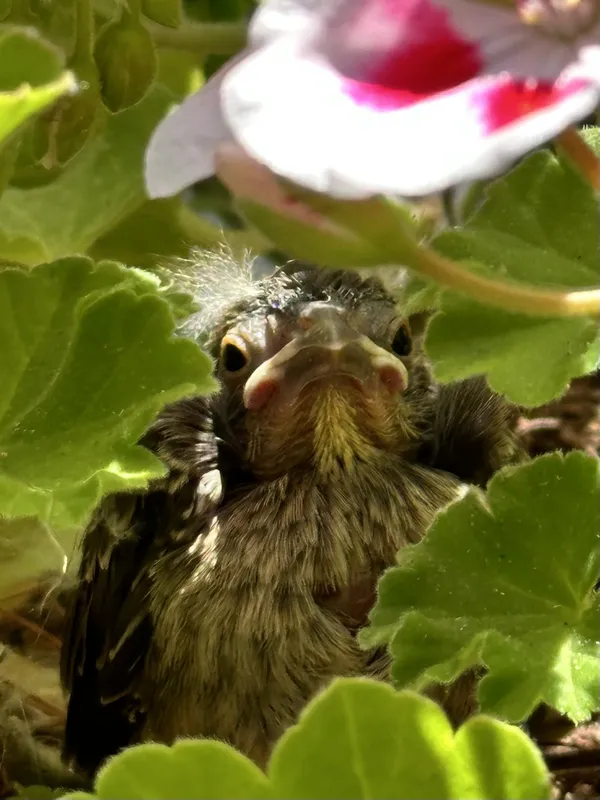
top-left (61, 261), bottom-right (523, 775)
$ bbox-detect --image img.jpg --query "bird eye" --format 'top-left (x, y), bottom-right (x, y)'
top-left (220, 335), bottom-right (249, 373)
top-left (391, 323), bottom-right (412, 357)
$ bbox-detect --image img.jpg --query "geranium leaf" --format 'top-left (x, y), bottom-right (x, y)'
top-left (0, 84), bottom-right (175, 264)
top-left (0, 256), bottom-right (215, 530)
top-left (361, 452), bottom-right (600, 724)
top-left (426, 151), bottom-right (599, 406)
top-left (60, 679), bottom-right (551, 800)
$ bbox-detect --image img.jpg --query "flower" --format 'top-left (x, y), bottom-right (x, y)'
top-left (145, 0), bottom-right (600, 201)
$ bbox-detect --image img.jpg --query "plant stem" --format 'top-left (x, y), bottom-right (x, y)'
top-left (555, 127), bottom-right (599, 191)
top-left (72, 0), bottom-right (95, 63)
top-left (127, 0), bottom-right (142, 21)
top-left (176, 205), bottom-right (268, 256)
top-left (149, 20), bottom-right (247, 55)
top-left (395, 238), bottom-right (600, 318)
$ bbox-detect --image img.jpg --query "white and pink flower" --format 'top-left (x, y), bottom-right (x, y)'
top-left (145, 0), bottom-right (600, 201)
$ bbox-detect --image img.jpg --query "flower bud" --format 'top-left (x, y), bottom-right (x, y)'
top-left (30, 65), bottom-right (100, 167)
top-left (94, 13), bottom-right (157, 113)
top-left (10, 123), bottom-right (64, 188)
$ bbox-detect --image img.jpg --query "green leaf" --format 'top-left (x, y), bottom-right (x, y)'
top-left (0, 256), bottom-right (215, 528)
top-left (270, 680), bottom-right (455, 799)
top-left (142, 0), bottom-right (182, 28)
top-left (0, 28), bottom-right (76, 148)
top-left (97, 740), bottom-right (270, 799)
top-left (453, 716), bottom-right (550, 799)
top-left (0, 0), bottom-right (11, 22)
top-left (29, 61), bottom-right (101, 168)
top-left (94, 12), bottom-right (157, 113)
top-left (427, 151), bottom-right (599, 406)
top-left (0, 516), bottom-right (72, 600)
top-left (9, 119), bottom-right (65, 188)
top-left (156, 47), bottom-right (203, 98)
top-left (61, 679), bottom-right (551, 800)
top-left (0, 25), bottom-right (63, 89)
top-left (361, 452), bottom-right (600, 724)
top-left (272, 680), bottom-right (550, 800)
top-left (26, 0), bottom-right (77, 54)
top-left (426, 294), bottom-right (598, 408)
top-left (0, 132), bottom-right (21, 197)
top-left (0, 83), bottom-right (175, 263)
top-left (238, 199), bottom-right (384, 268)
top-left (13, 785), bottom-right (67, 799)
top-left (401, 274), bottom-right (442, 315)
top-left (89, 198), bottom-right (196, 270)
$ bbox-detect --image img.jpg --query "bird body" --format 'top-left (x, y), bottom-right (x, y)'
top-left (61, 262), bottom-right (522, 775)
top-left (146, 446), bottom-right (460, 763)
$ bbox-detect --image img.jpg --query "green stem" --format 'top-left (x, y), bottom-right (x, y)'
top-left (149, 20), bottom-right (247, 56)
top-left (126, 0), bottom-right (142, 22)
top-left (176, 205), bottom-right (268, 256)
top-left (555, 127), bottom-right (599, 192)
top-left (287, 188), bottom-right (600, 318)
top-left (396, 238), bottom-right (600, 318)
top-left (72, 0), bottom-right (95, 63)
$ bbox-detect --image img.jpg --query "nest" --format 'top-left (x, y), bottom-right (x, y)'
top-left (0, 373), bottom-right (598, 798)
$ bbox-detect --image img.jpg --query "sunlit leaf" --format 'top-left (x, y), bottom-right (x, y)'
top-left (361, 453), bottom-right (600, 724)
top-left (61, 680), bottom-right (551, 800)
top-left (0, 84), bottom-right (174, 263)
top-left (0, 27), bottom-right (76, 147)
top-left (0, 256), bottom-right (215, 529)
top-left (427, 151), bottom-right (599, 406)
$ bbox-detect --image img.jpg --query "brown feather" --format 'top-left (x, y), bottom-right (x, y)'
top-left (61, 261), bottom-right (524, 774)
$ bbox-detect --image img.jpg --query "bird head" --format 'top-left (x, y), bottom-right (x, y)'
top-left (190, 260), bottom-right (431, 480)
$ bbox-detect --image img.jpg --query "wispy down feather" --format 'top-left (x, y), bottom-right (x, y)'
top-left (156, 245), bottom-right (263, 340)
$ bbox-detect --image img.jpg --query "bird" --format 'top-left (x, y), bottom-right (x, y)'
top-left (60, 255), bottom-right (524, 777)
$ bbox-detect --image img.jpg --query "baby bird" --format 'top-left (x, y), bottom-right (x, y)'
top-left (60, 260), bottom-right (523, 776)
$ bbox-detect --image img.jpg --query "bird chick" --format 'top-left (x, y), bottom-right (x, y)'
top-left (60, 261), bottom-right (523, 776)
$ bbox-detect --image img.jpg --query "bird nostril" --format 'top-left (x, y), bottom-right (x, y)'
top-left (244, 377), bottom-right (279, 411)
top-left (379, 365), bottom-right (407, 394)
top-left (300, 301), bottom-right (343, 326)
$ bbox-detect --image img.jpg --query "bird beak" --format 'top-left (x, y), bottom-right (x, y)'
top-left (243, 301), bottom-right (409, 411)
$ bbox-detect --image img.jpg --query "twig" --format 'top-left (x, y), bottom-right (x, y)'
top-left (0, 611), bottom-right (61, 650)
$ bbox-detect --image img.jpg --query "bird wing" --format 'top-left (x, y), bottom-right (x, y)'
top-left (417, 375), bottom-right (525, 484)
top-left (60, 397), bottom-right (222, 776)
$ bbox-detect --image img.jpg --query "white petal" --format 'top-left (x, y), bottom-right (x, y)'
top-left (434, 0), bottom-right (580, 80)
top-left (144, 60), bottom-right (241, 199)
top-left (215, 142), bottom-right (338, 228)
top-left (222, 40), bottom-right (600, 198)
top-left (249, 0), bottom-right (329, 47)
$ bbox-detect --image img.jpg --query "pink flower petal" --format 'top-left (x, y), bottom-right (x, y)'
top-left (324, 0), bottom-right (483, 107)
top-left (144, 0), bottom-right (600, 200)
top-left (144, 59), bottom-right (242, 199)
top-left (321, 0), bottom-right (587, 108)
top-left (476, 76), bottom-right (591, 133)
top-left (215, 142), bottom-right (343, 229)
top-left (221, 36), bottom-right (600, 198)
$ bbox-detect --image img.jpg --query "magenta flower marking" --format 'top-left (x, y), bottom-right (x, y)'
top-left (145, 0), bottom-right (600, 200)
